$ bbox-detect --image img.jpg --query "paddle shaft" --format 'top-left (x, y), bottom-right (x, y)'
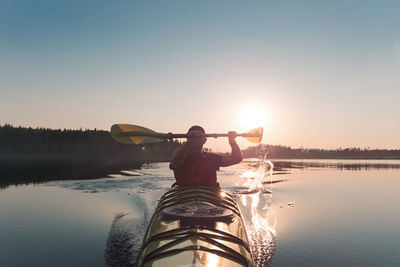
top-left (111, 124), bottom-right (263, 144)
top-left (171, 133), bottom-right (259, 138)
top-left (116, 131), bottom-right (260, 139)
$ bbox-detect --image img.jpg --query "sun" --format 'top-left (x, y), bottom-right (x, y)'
top-left (238, 105), bottom-right (268, 131)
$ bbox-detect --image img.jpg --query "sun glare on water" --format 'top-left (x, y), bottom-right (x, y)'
top-left (238, 105), bottom-right (268, 131)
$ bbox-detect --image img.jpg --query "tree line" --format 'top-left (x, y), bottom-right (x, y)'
top-left (2, 124), bottom-right (399, 160)
top-left (242, 144), bottom-right (400, 159)
top-left (0, 124), bottom-right (180, 160)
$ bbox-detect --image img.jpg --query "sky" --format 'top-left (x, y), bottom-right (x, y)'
top-left (1, 0), bottom-right (399, 151)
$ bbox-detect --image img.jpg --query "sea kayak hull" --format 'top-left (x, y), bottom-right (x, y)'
top-left (137, 186), bottom-right (254, 267)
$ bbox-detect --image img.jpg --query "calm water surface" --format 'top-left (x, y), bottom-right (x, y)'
top-left (0, 160), bottom-right (399, 266)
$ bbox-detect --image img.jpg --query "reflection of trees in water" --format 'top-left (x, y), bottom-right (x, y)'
top-left (271, 161), bottom-right (400, 171)
top-left (0, 156), bottom-right (145, 189)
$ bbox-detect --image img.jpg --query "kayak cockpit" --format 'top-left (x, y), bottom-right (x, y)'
top-left (137, 186), bottom-right (254, 267)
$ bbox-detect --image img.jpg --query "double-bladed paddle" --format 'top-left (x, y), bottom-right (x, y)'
top-left (111, 124), bottom-right (263, 145)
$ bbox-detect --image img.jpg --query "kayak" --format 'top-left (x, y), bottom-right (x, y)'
top-left (137, 186), bottom-right (254, 266)
top-left (137, 186), bottom-right (255, 267)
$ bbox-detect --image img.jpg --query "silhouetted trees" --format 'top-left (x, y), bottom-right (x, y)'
top-left (243, 144), bottom-right (400, 159)
top-left (0, 124), bottom-right (180, 160)
top-left (2, 124), bottom-right (400, 160)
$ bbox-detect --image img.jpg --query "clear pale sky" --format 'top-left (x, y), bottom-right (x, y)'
top-left (1, 1), bottom-right (399, 151)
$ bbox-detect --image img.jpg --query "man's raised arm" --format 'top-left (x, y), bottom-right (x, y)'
top-left (220, 131), bottom-right (243, 167)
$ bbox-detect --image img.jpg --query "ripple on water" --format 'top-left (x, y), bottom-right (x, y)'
top-left (105, 213), bottom-right (146, 266)
top-left (47, 176), bottom-right (174, 193)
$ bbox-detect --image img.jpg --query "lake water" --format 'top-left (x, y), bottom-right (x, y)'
top-left (1, 159), bottom-right (399, 266)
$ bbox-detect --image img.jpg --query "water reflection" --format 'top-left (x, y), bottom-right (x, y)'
top-left (48, 176), bottom-right (173, 194)
top-left (0, 156), bottom-right (143, 189)
top-left (2, 158), bottom-right (400, 190)
top-left (2, 158), bottom-right (399, 267)
top-left (272, 159), bottom-right (400, 171)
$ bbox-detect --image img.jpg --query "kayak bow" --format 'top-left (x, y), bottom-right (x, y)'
top-left (137, 186), bottom-right (254, 267)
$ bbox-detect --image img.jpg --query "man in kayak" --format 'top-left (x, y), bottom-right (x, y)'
top-left (169, 125), bottom-right (242, 186)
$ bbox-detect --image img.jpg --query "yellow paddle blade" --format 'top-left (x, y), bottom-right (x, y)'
top-left (245, 127), bottom-right (263, 143)
top-left (110, 124), bottom-right (164, 145)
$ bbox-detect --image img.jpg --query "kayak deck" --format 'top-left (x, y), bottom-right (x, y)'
top-left (137, 186), bottom-right (254, 267)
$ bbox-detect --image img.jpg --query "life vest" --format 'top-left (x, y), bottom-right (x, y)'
top-left (173, 153), bottom-right (222, 186)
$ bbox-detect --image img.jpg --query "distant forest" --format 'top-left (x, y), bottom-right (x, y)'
top-left (242, 144), bottom-right (400, 159)
top-left (0, 124), bottom-right (180, 186)
top-left (0, 124), bottom-right (180, 160)
top-left (1, 124), bottom-right (399, 160)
